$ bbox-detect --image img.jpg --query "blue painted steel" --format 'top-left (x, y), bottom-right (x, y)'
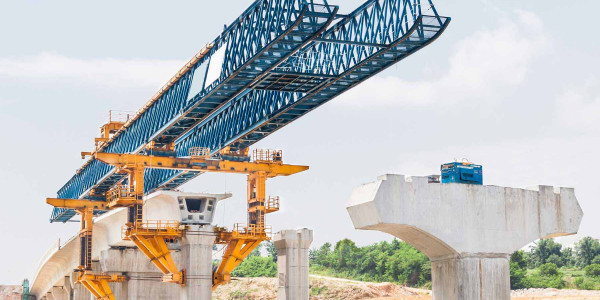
top-left (441, 162), bottom-right (483, 185)
top-left (51, 0), bottom-right (339, 222)
top-left (51, 0), bottom-right (450, 222)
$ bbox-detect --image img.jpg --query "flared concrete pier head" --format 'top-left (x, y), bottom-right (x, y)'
top-left (274, 229), bottom-right (313, 300)
top-left (347, 174), bottom-right (583, 300)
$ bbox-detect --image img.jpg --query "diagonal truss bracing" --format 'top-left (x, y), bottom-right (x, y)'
top-left (51, 0), bottom-right (450, 222)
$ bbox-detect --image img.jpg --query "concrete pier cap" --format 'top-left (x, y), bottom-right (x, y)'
top-left (347, 174), bottom-right (583, 300)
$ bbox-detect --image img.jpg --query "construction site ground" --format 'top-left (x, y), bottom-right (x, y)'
top-left (212, 276), bottom-right (600, 300)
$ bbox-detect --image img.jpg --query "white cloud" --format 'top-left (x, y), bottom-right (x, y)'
top-left (0, 53), bottom-right (184, 88)
top-left (338, 10), bottom-right (549, 107)
top-left (556, 77), bottom-right (600, 132)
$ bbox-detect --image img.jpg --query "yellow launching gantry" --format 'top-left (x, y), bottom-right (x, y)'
top-left (45, 199), bottom-right (125, 300)
top-left (47, 146), bottom-right (308, 298)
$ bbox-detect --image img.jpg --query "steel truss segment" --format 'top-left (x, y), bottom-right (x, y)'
top-left (153, 1), bottom-right (449, 192)
top-left (51, 0), bottom-right (449, 223)
top-left (51, 0), bottom-right (339, 222)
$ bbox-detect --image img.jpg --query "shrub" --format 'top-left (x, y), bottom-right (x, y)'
top-left (510, 262), bottom-right (527, 289)
top-left (585, 264), bottom-right (600, 278)
top-left (575, 277), bottom-right (597, 290)
top-left (539, 263), bottom-right (560, 277)
top-left (547, 254), bottom-right (563, 268)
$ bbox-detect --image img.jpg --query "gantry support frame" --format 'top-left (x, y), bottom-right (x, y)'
top-left (48, 148), bottom-right (307, 297)
top-left (45, 199), bottom-right (125, 300)
top-left (92, 149), bottom-right (307, 289)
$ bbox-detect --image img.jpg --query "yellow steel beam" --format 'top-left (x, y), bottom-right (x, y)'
top-left (78, 272), bottom-right (125, 300)
top-left (213, 238), bottom-right (263, 289)
top-left (46, 198), bottom-right (109, 210)
top-left (93, 152), bottom-right (309, 177)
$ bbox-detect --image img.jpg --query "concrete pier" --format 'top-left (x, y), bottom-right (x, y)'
top-left (50, 286), bottom-right (68, 300)
top-left (180, 225), bottom-right (215, 300)
top-left (31, 191), bottom-right (231, 299)
top-left (274, 229), bottom-right (313, 300)
top-left (347, 174), bottom-right (583, 300)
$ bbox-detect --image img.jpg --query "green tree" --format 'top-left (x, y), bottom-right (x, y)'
top-left (585, 264), bottom-right (600, 278)
top-left (510, 262), bottom-right (527, 289)
top-left (249, 243), bottom-right (263, 257)
top-left (511, 251), bottom-right (528, 269)
top-left (530, 239), bottom-right (562, 267)
top-left (539, 263), bottom-right (560, 277)
top-left (231, 256), bottom-right (277, 277)
top-left (264, 241), bottom-right (277, 262)
top-left (576, 237), bottom-right (600, 267)
top-left (547, 254), bottom-right (563, 268)
top-left (333, 239), bottom-right (358, 269)
top-left (561, 247), bottom-right (576, 267)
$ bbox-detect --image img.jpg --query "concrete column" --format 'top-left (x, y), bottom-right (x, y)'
top-left (431, 255), bottom-right (510, 299)
top-left (51, 287), bottom-right (69, 300)
top-left (180, 225), bottom-right (215, 300)
top-left (46, 292), bottom-right (55, 300)
top-left (99, 248), bottom-right (179, 299)
top-left (69, 272), bottom-right (90, 300)
top-left (274, 229), bottom-right (313, 300)
top-left (347, 174), bottom-right (583, 300)
top-left (62, 277), bottom-right (73, 300)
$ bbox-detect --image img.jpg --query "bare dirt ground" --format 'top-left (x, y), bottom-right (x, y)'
top-left (213, 276), bottom-right (600, 300)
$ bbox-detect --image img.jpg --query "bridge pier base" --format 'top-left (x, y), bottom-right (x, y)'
top-left (431, 254), bottom-right (510, 299)
top-left (180, 225), bottom-right (215, 300)
top-left (50, 286), bottom-right (69, 300)
top-left (274, 229), bottom-right (313, 300)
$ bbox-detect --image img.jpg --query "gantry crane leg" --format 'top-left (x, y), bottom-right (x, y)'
top-left (118, 166), bottom-right (185, 285)
top-left (45, 199), bottom-right (125, 300)
top-left (212, 170), bottom-right (273, 289)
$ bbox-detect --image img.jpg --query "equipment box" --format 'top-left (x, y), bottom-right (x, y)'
top-left (441, 162), bottom-right (483, 185)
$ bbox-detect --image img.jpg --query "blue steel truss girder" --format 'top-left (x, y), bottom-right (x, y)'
top-left (51, 0), bottom-right (339, 222)
top-left (141, 2), bottom-right (449, 197)
top-left (51, 0), bottom-right (450, 223)
top-left (175, 14), bottom-right (450, 162)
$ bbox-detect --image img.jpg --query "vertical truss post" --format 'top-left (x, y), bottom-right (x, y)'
top-left (45, 199), bottom-right (125, 300)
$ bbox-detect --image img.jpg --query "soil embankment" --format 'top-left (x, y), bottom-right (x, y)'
top-left (213, 276), bottom-right (600, 300)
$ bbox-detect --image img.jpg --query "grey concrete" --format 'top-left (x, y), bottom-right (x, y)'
top-left (347, 174), bottom-right (583, 300)
top-left (180, 225), bottom-right (215, 300)
top-left (61, 277), bottom-right (72, 300)
top-left (31, 191), bottom-right (230, 298)
top-left (274, 229), bottom-right (313, 300)
top-left (50, 287), bottom-right (68, 300)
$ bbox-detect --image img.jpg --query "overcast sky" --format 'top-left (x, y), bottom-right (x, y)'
top-left (0, 0), bottom-right (598, 285)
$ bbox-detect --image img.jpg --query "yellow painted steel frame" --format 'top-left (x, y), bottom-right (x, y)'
top-left (123, 220), bottom-right (186, 284)
top-left (90, 150), bottom-right (308, 289)
top-left (116, 164), bottom-right (185, 285)
top-left (78, 272), bottom-right (125, 300)
top-left (45, 199), bottom-right (125, 300)
top-left (213, 236), bottom-right (264, 289)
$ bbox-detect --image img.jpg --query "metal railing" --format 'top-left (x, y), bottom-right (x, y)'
top-left (106, 185), bottom-right (136, 204)
top-left (252, 149), bottom-right (283, 163)
top-left (122, 220), bottom-right (182, 239)
top-left (266, 196), bottom-right (280, 211)
top-left (189, 147), bottom-right (212, 158)
top-left (108, 110), bottom-right (133, 124)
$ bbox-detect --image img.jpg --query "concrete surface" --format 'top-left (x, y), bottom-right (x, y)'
top-left (347, 174), bottom-right (583, 300)
top-left (274, 229), bottom-right (313, 300)
top-left (180, 225), bottom-right (215, 300)
top-left (31, 191), bottom-right (230, 299)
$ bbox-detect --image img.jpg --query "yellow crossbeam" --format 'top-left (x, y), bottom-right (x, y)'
top-left (93, 152), bottom-right (309, 177)
top-left (46, 198), bottom-right (109, 210)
